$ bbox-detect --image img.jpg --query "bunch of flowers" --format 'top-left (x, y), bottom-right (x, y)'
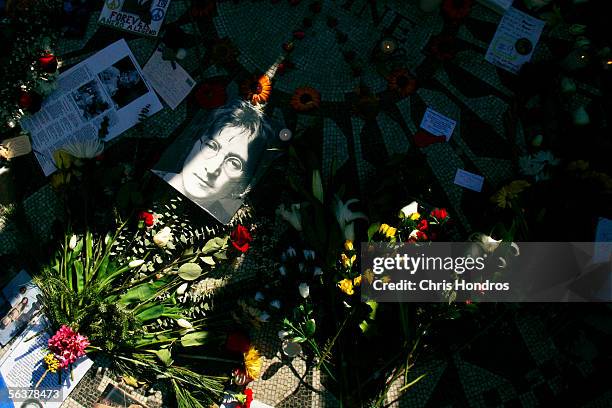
top-left (368, 201), bottom-right (450, 243)
top-left (47, 325), bottom-right (90, 368)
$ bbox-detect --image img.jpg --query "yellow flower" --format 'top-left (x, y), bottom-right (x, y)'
top-left (243, 347), bottom-right (262, 380)
top-left (385, 227), bottom-right (397, 238)
top-left (44, 353), bottom-right (60, 373)
top-left (337, 278), bottom-right (355, 295)
top-left (410, 212), bottom-right (420, 221)
top-left (341, 253), bottom-right (356, 268)
top-left (353, 275), bottom-right (362, 287)
top-left (378, 224), bottom-right (390, 234)
top-left (344, 240), bottom-right (354, 251)
top-left (491, 180), bottom-right (530, 208)
top-left (50, 172), bottom-right (71, 188)
top-left (52, 150), bottom-right (73, 170)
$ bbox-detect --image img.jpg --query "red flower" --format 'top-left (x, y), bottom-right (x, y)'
top-left (293, 31), bottom-right (306, 40)
top-left (138, 211), bottom-right (155, 227)
top-left (194, 81), bottom-right (227, 109)
top-left (418, 219), bottom-right (428, 231)
top-left (414, 129), bottom-right (446, 148)
top-left (442, 0), bottom-right (474, 21)
top-left (430, 208), bottom-right (449, 221)
top-left (231, 225), bottom-right (252, 253)
top-left (39, 54), bottom-right (58, 73)
top-left (226, 332), bottom-right (251, 354)
top-left (416, 230), bottom-right (428, 241)
top-left (243, 389), bottom-right (254, 408)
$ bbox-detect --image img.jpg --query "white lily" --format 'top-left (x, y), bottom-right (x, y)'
top-left (258, 312), bottom-right (270, 322)
top-left (333, 196), bottom-right (368, 241)
top-left (278, 266), bottom-right (287, 276)
top-left (270, 300), bottom-right (281, 309)
top-left (286, 246), bottom-right (297, 257)
top-left (278, 330), bottom-right (290, 339)
top-left (153, 226), bottom-right (173, 248)
top-left (399, 201), bottom-right (420, 219)
top-left (276, 203), bottom-right (303, 231)
top-left (298, 282), bottom-right (310, 298)
top-left (474, 233), bottom-right (502, 253)
top-left (303, 249), bottom-right (315, 260)
top-left (313, 266), bottom-right (323, 277)
top-left (176, 318), bottom-right (193, 329)
top-left (254, 292), bottom-right (265, 301)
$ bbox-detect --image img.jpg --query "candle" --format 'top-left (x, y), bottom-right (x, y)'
top-left (380, 38), bottom-right (396, 54)
top-left (279, 128), bottom-right (292, 141)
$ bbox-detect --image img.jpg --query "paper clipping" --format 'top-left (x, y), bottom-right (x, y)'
top-left (21, 39), bottom-right (162, 176)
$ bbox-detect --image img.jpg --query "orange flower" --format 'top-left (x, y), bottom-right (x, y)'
top-left (241, 75), bottom-right (272, 105)
top-left (290, 87), bottom-right (321, 111)
top-left (387, 69), bottom-right (417, 97)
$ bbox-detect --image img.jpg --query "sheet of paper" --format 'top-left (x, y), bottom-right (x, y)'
top-left (592, 217), bottom-right (612, 264)
top-left (477, 0), bottom-right (513, 13)
top-left (419, 108), bottom-right (457, 141)
top-left (485, 7), bottom-right (545, 74)
top-left (143, 46), bottom-right (196, 110)
top-left (0, 136), bottom-right (32, 159)
top-left (98, 0), bottom-right (172, 37)
top-left (20, 39), bottom-right (163, 176)
top-left (454, 169), bottom-right (484, 192)
top-left (0, 315), bottom-right (93, 408)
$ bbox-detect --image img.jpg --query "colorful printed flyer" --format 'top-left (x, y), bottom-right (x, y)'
top-left (485, 7), bottom-right (545, 74)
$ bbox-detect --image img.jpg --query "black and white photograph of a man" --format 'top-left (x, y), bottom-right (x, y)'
top-left (71, 80), bottom-right (110, 120)
top-left (153, 99), bottom-right (273, 224)
top-left (121, 0), bottom-right (153, 25)
top-left (98, 56), bottom-right (148, 110)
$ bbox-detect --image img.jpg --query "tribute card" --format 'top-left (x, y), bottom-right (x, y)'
top-left (485, 7), bottom-right (545, 74)
top-left (454, 169), bottom-right (485, 192)
top-left (0, 271), bottom-right (43, 346)
top-left (419, 108), bottom-right (457, 141)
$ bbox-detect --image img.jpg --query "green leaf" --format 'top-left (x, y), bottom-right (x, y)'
top-left (178, 263), bottom-right (202, 281)
top-left (136, 305), bottom-right (166, 322)
top-left (201, 237), bottom-right (228, 254)
top-left (153, 348), bottom-right (174, 367)
top-left (120, 283), bottom-right (155, 305)
top-left (304, 319), bottom-right (316, 337)
top-left (312, 169), bottom-right (324, 203)
top-left (366, 300), bottom-right (378, 320)
top-left (180, 331), bottom-right (209, 347)
top-left (74, 260), bottom-right (84, 293)
top-left (201, 256), bottom-right (215, 266)
top-left (291, 336), bottom-right (307, 343)
top-left (367, 223), bottom-right (380, 241)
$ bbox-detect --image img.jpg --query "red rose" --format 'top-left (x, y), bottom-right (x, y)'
top-left (231, 225), bottom-right (252, 253)
top-left (194, 81), bottom-right (227, 110)
top-left (226, 331), bottom-right (251, 354)
top-left (418, 219), bottom-right (428, 231)
top-left (430, 208), bottom-right (449, 221)
top-left (442, 0), bottom-right (473, 21)
top-left (39, 54), bottom-right (58, 73)
top-left (138, 211), bottom-right (155, 227)
top-left (416, 230), bottom-right (428, 241)
top-left (243, 389), bottom-right (253, 408)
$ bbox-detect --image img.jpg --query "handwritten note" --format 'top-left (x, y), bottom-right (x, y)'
top-left (454, 169), bottom-right (484, 192)
top-left (143, 47), bottom-right (196, 110)
top-left (419, 108), bottom-right (457, 141)
top-left (485, 7), bottom-right (545, 74)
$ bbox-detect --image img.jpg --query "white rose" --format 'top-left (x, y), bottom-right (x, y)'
top-left (69, 235), bottom-right (78, 250)
top-left (153, 227), bottom-right (173, 248)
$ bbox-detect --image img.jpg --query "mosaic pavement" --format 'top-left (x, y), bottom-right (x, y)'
top-left (0, 1), bottom-right (609, 407)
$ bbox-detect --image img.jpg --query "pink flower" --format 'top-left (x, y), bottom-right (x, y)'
top-left (48, 325), bottom-right (89, 368)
